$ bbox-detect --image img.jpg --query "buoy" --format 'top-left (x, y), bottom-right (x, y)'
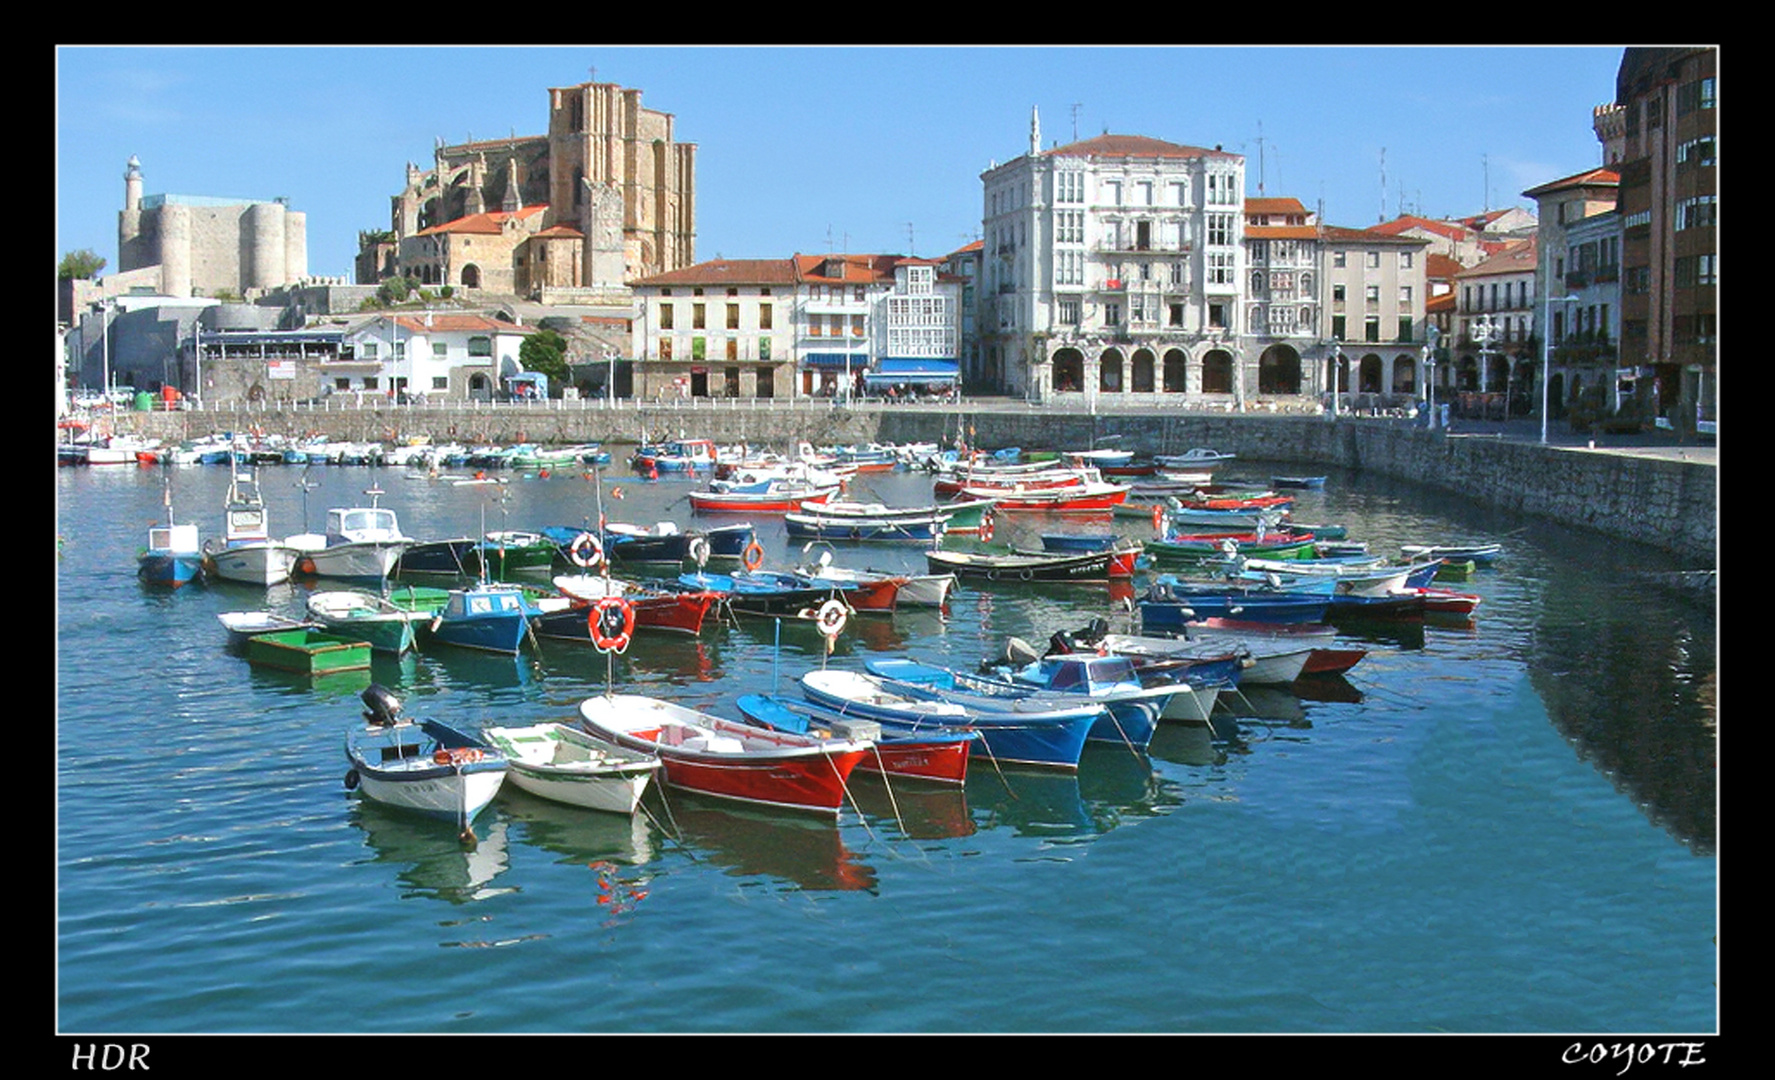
top-left (590, 596), bottom-right (637, 653)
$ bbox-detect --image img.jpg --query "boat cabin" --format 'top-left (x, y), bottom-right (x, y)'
top-left (225, 502), bottom-right (268, 542)
top-left (148, 524), bottom-right (201, 554)
top-left (327, 507), bottom-right (403, 544)
top-left (445, 586), bottom-right (527, 618)
top-left (1022, 655), bottom-right (1143, 694)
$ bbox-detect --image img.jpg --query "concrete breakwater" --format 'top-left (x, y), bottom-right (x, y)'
top-left (101, 403), bottom-right (1717, 564)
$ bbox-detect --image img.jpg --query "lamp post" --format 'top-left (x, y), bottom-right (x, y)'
top-left (1423, 325), bottom-right (1440, 429)
top-left (1541, 292), bottom-right (1579, 443)
top-left (1327, 341), bottom-right (1346, 419)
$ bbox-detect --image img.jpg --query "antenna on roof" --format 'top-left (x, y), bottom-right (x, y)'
top-left (1379, 147), bottom-right (1386, 224)
top-left (1256, 120), bottom-right (1266, 196)
top-left (1070, 102), bottom-right (1082, 143)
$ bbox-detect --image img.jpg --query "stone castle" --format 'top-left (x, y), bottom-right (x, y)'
top-left (116, 155), bottom-right (308, 300)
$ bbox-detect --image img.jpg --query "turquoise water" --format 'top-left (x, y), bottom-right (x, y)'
top-left (55, 459), bottom-right (1716, 1034)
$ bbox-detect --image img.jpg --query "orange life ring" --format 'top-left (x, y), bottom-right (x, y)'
top-left (978, 514), bottom-right (995, 543)
top-left (742, 541), bottom-right (765, 571)
top-left (815, 598), bottom-right (849, 638)
top-left (1152, 504), bottom-right (1164, 531)
top-left (590, 596), bottom-right (637, 653)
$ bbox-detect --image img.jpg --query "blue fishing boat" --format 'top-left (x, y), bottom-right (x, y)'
top-left (345, 685), bottom-right (508, 841)
top-left (1138, 580), bottom-right (1331, 629)
top-left (138, 522), bottom-right (204, 588)
top-left (785, 502), bottom-right (952, 543)
top-left (866, 655), bottom-right (1178, 748)
top-left (797, 668), bottom-right (1100, 772)
top-left (676, 569), bottom-right (851, 619)
top-left (423, 581), bottom-right (538, 655)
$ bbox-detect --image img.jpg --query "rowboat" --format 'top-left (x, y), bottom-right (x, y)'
top-left (305, 590), bottom-right (421, 655)
top-left (1186, 617), bottom-right (1368, 676)
top-left (540, 574), bottom-right (722, 637)
top-left (1269, 475), bottom-right (1327, 490)
top-left (1400, 586), bottom-right (1483, 615)
top-left (1138, 581), bottom-right (1331, 629)
top-left (346, 685), bottom-right (508, 840)
top-left (675, 569), bottom-right (852, 619)
top-left (216, 610), bottom-right (318, 650)
top-left (1080, 629), bottom-right (1311, 687)
top-left (1400, 542), bottom-right (1503, 565)
top-left (481, 722), bottom-right (661, 815)
top-left (956, 480), bottom-right (1130, 512)
top-left (465, 531), bottom-right (559, 580)
top-left (785, 501), bottom-right (952, 542)
top-left (1145, 533), bottom-right (1319, 565)
top-left (796, 549), bottom-right (956, 609)
top-left (734, 694), bottom-right (976, 786)
top-left (244, 627), bottom-right (373, 675)
top-left (577, 693), bottom-right (872, 817)
top-left (867, 655), bottom-right (1176, 749)
top-left (925, 546), bottom-right (1135, 583)
top-left (688, 479), bottom-right (840, 514)
top-left (1153, 448), bottom-right (1235, 467)
top-left (797, 668), bottom-right (1101, 771)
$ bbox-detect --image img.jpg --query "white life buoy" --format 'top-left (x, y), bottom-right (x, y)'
top-left (568, 531), bottom-right (603, 569)
top-left (815, 598), bottom-right (848, 638)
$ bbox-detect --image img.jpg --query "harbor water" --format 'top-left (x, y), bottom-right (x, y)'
top-left (55, 456), bottom-right (1717, 1036)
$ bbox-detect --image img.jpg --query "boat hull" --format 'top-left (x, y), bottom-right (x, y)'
top-left (482, 723), bottom-right (660, 815)
top-left (734, 695), bottom-right (974, 785)
top-left (578, 694), bottom-right (869, 816)
top-left (246, 629), bottom-right (372, 675)
top-left (345, 718), bottom-right (507, 826)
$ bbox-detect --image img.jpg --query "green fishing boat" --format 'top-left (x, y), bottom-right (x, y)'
top-left (244, 629), bottom-right (373, 676)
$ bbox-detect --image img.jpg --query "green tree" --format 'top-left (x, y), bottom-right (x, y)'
top-left (58, 249), bottom-right (107, 280)
top-left (519, 328), bottom-right (570, 393)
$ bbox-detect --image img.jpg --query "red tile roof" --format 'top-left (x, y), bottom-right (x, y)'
top-left (1372, 215), bottom-right (1474, 243)
top-left (1453, 238), bottom-right (1538, 278)
top-left (1427, 253), bottom-right (1466, 279)
top-left (387, 313), bottom-right (529, 334)
top-left (1244, 197), bottom-right (1310, 217)
top-left (1044, 133), bottom-right (1238, 161)
top-left (1521, 167), bottom-right (1620, 199)
top-left (417, 206), bottom-right (547, 237)
top-left (631, 258), bottom-right (801, 287)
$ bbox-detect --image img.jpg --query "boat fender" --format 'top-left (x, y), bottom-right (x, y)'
top-left (591, 596), bottom-right (637, 653)
top-left (343, 769), bottom-right (359, 790)
top-left (742, 541), bottom-right (765, 571)
top-left (1018, 568), bottom-right (1033, 582)
top-left (815, 599), bottom-right (849, 638)
top-left (569, 531), bottom-right (604, 569)
top-left (688, 536), bottom-right (711, 569)
top-left (1152, 504), bottom-right (1164, 531)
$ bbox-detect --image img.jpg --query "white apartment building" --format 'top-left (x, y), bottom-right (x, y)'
top-left (1318, 226), bottom-right (1434, 401)
top-left (1243, 198), bottom-right (1321, 399)
top-left (339, 312), bottom-right (531, 401)
top-left (978, 113), bottom-right (1249, 404)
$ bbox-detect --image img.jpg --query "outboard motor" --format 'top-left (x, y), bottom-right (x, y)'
top-left (1047, 630), bottom-right (1077, 656)
top-left (361, 684), bottom-right (403, 727)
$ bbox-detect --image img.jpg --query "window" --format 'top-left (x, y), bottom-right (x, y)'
top-left (726, 304), bottom-right (739, 330)
top-left (1056, 210), bottom-right (1083, 243)
top-left (1676, 136), bottom-right (1717, 169)
top-left (1675, 196), bottom-right (1717, 230)
top-left (1207, 252), bottom-right (1234, 285)
top-left (760, 337), bottom-right (771, 360)
top-left (1398, 316), bottom-right (1414, 341)
top-left (1207, 173), bottom-right (1238, 205)
top-left (726, 339), bottom-right (738, 361)
top-left (1136, 181), bottom-right (1152, 205)
top-left (1332, 315), bottom-right (1346, 339)
top-left (432, 342), bottom-right (447, 359)
top-left (1333, 251), bottom-right (1347, 268)
top-left (1366, 285), bottom-right (1380, 305)
top-left (692, 303), bottom-right (706, 329)
top-left (1207, 213), bottom-right (1235, 246)
top-left (1059, 300), bottom-right (1081, 325)
top-left (1104, 180), bottom-right (1122, 206)
top-left (1169, 181), bottom-right (1187, 206)
top-left (1056, 170), bottom-right (1084, 204)
top-left (759, 304), bottom-right (772, 330)
top-left (1675, 254), bottom-right (1718, 288)
top-left (1365, 251), bottom-right (1381, 269)
top-left (659, 339), bottom-right (673, 360)
top-left (691, 337), bottom-right (706, 360)
top-left (1399, 251), bottom-right (1415, 269)
top-left (1208, 303), bottom-right (1229, 330)
top-left (1168, 303), bottom-right (1184, 327)
top-left (432, 376), bottom-right (448, 391)
top-left (1399, 285), bottom-right (1413, 306)
top-left (1364, 315), bottom-right (1380, 342)
top-left (1333, 284), bottom-right (1346, 303)
top-left (658, 304), bottom-right (675, 330)
top-left (1104, 302), bottom-right (1121, 326)
top-left (1676, 76), bottom-right (1716, 115)
top-left (361, 342), bottom-right (379, 360)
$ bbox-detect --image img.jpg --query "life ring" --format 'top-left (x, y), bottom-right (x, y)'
top-left (978, 515), bottom-right (995, 542)
top-left (815, 598), bottom-right (848, 638)
top-left (590, 596), bottom-right (637, 653)
top-left (433, 747), bottom-right (484, 766)
top-left (742, 541), bottom-right (765, 571)
top-left (687, 536), bottom-right (711, 569)
top-left (568, 531), bottom-right (603, 569)
top-left (1152, 504), bottom-right (1164, 531)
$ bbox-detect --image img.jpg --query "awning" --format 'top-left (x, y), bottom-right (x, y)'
top-left (803, 352), bottom-right (865, 368)
top-left (863, 358), bottom-right (959, 384)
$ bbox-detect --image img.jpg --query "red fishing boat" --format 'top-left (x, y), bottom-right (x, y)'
top-left (543, 574), bottom-right (721, 636)
top-left (578, 693), bottom-right (872, 816)
top-left (688, 479), bottom-right (840, 514)
top-left (734, 694), bottom-right (975, 786)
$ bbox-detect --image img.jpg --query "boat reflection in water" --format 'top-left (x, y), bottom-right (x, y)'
top-left (349, 801), bottom-right (514, 905)
top-left (659, 791), bottom-right (879, 892)
top-left (967, 743), bottom-right (1172, 841)
top-left (1146, 721), bottom-right (1224, 768)
top-left (845, 774), bottom-right (974, 840)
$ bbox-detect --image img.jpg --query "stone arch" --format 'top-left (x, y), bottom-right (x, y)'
top-left (1051, 347), bottom-right (1084, 393)
top-left (1202, 349), bottom-right (1237, 394)
top-left (1392, 354), bottom-right (1417, 394)
top-left (1098, 348), bottom-right (1124, 393)
top-left (1256, 344), bottom-right (1301, 394)
top-left (1357, 353), bottom-right (1384, 394)
top-left (1161, 348), bottom-right (1188, 393)
top-left (1130, 348), bottom-right (1156, 393)
top-left (1456, 354), bottom-right (1480, 392)
top-left (461, 264), bottom-right (482, 289)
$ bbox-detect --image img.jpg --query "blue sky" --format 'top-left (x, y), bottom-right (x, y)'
top-left (56, 46), bottom-right (1626, 282)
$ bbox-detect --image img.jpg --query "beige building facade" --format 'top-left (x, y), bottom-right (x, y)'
top-left (117, 155), bottom-right (309, 300)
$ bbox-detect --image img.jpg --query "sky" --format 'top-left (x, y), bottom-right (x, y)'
top-left (55, 45), bottom-right (1628, 283)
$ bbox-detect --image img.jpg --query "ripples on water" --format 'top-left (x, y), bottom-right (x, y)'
top-left (55, 459), bottom-right (1716, 1035)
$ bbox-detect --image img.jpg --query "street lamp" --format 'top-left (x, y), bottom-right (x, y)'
top-left (1423, 325), bottom-right (1441, 429)
top-left (1541, 292), bottom-right (1579, 444)
top-left (1327, 341), bottom-right (1346, 419)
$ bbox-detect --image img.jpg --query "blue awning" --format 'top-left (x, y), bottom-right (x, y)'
top-left (864, 358), bottom-right (959, 384)
top-left (803, 352), bottom-right (865, 368)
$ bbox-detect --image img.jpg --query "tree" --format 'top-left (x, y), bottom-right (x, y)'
top-left (519, 328), bottom-right (570, 393)
top-left (58, 249), bottom-right (107, 280)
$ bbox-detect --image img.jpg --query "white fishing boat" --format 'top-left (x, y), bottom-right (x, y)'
top-left (344, 685), bottom-right (509, 842)
top-left (286, 486), bottom-right (414, 582)
top-left (201, 454), bottom-right (300, 586)
top-left (481, 722), bottom-right (662, 815)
